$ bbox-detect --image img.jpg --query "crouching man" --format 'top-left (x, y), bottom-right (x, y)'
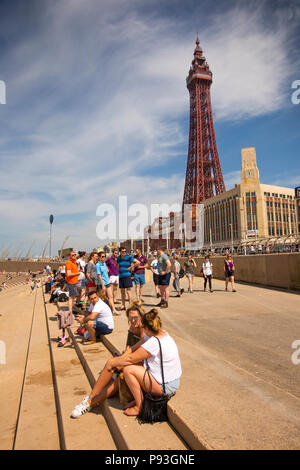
top-left (75, 291), bottom-right (114, 345)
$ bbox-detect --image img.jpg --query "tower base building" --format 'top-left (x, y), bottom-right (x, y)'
top-left (202, 147), bottom-right (299, 252)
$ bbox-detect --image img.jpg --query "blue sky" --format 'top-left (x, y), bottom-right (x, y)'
top-left (0, 0), bottom-right (299, 256)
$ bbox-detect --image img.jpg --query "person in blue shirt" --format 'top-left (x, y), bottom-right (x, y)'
top-left (117, 247), bottom-right (138, 311)
top-left (96, 252), bottom-right (119, 315)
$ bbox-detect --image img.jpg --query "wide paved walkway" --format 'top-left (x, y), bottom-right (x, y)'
top-left (144, 275), bottom-right (300, 449)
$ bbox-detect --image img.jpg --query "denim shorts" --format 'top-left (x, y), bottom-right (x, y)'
top-left (93, 320), bottom-right (113, 335)
top-left (134, 273), bottom-right (145, 285)
top-left (79, 279), bottom-right (86, 289)
top-left (162, 377), bottom-right (180, 396)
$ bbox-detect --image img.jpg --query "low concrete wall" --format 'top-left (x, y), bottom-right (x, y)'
top-left (0, 261), bottom-right (60, 273)
top-left (178, 253), bottom-right (300, 291)
top-left (3, 256), bottom-right (299, 291)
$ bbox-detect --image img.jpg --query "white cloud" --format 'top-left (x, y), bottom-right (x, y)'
top-left (223, 170), bottom-right (241, 190)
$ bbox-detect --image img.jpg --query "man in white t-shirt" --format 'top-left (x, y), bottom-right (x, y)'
top-left (75, 291), bottom-right (114, 345)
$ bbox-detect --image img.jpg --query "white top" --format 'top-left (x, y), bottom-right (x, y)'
top-left (141, 332), bottom-right (182, 384)
top-left (77, 259), bottom-right (86, 280)
top-left (54, 287), bottom-right (69, 297)
top-left (202, 261), bottom-right (213, 276)
top-left (89, 299), bottom-right (114, 330)
top-left (151, 259), bottom-right (159, 275)
top-left (173, 260), bottom-right (181, 274)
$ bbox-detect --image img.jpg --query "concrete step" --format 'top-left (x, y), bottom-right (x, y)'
top-left (14, 289), bottom-right (59, 450)
top-left (66, 320), bottom-right (188, 450)
top-left (0, 286), bottom-right (38, 449)
top-left (94, 309), bottom-right (208, 450)
top-left (45, 301), bottom-right (116, 450)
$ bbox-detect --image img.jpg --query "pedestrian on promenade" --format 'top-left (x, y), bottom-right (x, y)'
top-left (65, 251), bottom-right (81, 314)
top-left (150, 256), bottom-right (160, 298)
top-left (76, 251), bottom-right (87, 305)
top-left (105, 248), bottom-right (120, 305)
top-left (86, 252), bottom-right (99, 293)
top-left (184, 254), bottom-right (197, 293)
top-left (224, 253), bottom-right (236, 292)
top-left (203, 255), bottom-right (213, 292)
top-left (133, 248), bottom-right (148, 300)
top-left (157, 248), bottom-right (171, 308)
top-left (75, 290), bottom-right (114, 345)
top-left (71, 308), bottom-right (181, 419)
top-left (172, 255), bottom-right (183, 297)
top-left (30, 279), bottom-right (35, 294)
top-left (96, 252), bottom-right (118, 316)
top-left (117, 247), bottom-right (138, 311)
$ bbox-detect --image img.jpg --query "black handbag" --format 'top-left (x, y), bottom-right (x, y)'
top-left (136, 337), bottom-right (170, 424)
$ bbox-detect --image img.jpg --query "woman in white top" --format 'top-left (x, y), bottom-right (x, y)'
top-left (71, 309), bottom-right (182, 418)
top-left (76, 251), bottom-right (87, 304)
top-left (202, 255), bottom-right (213, 293)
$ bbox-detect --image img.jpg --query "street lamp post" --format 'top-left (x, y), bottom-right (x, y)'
top-left (49, 214), bottom-right (54, 260)
top-left (230, 223), bottom-right (234, 254)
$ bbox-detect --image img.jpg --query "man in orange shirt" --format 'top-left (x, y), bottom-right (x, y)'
top-left (65, 251), bottom-right (80, 314)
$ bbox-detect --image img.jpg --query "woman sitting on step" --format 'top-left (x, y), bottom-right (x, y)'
top-left (125, 298), bottom-right (145, 348)
top-left (71, 309), bottom-right (182, 418)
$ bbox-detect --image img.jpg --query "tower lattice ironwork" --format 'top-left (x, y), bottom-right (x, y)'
top-left (183, 36), bottom-right (226, 206)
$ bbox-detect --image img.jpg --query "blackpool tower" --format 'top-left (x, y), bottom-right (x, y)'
top-left (183, 36), bottom-right (226, 205)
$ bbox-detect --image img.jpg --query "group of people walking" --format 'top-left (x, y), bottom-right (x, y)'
top-left (64, 248), bottom-right (237, 320)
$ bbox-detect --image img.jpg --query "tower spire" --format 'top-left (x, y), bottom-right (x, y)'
top-left (183, 40), bottom-right (226, 205)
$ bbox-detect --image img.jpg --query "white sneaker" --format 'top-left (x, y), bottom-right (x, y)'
top-left (71, 395), bottom-right (91, 418)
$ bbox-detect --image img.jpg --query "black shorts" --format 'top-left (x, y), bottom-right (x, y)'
top-left (158, 272), bottom-right (171, 286)
top-left (225, 271), bottom-right (234, 278)
top-left (119, 276), bottom-right (133, 289)
top-left (153, 273), bottom-right (160, 286)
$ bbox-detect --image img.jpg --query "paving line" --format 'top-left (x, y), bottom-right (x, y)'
top-left (41, 288), bottom-right (66, 450)
top-left (12, 289), bottom-right (38, 450)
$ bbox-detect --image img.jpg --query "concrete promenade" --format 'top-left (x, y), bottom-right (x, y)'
top-left (0, 275), bottom-right (300, 449)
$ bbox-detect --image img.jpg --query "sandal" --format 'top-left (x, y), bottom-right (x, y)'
top-left (83, 340), bottom-right (96, 345)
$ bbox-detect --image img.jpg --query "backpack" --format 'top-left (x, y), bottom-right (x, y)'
top-left (76, 325), bottom-right (87, 336)
top-left (58, 293), bottom-right (68, 302)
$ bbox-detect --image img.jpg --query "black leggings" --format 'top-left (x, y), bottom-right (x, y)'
top-left (204, 275), bottom-right (212, 290)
